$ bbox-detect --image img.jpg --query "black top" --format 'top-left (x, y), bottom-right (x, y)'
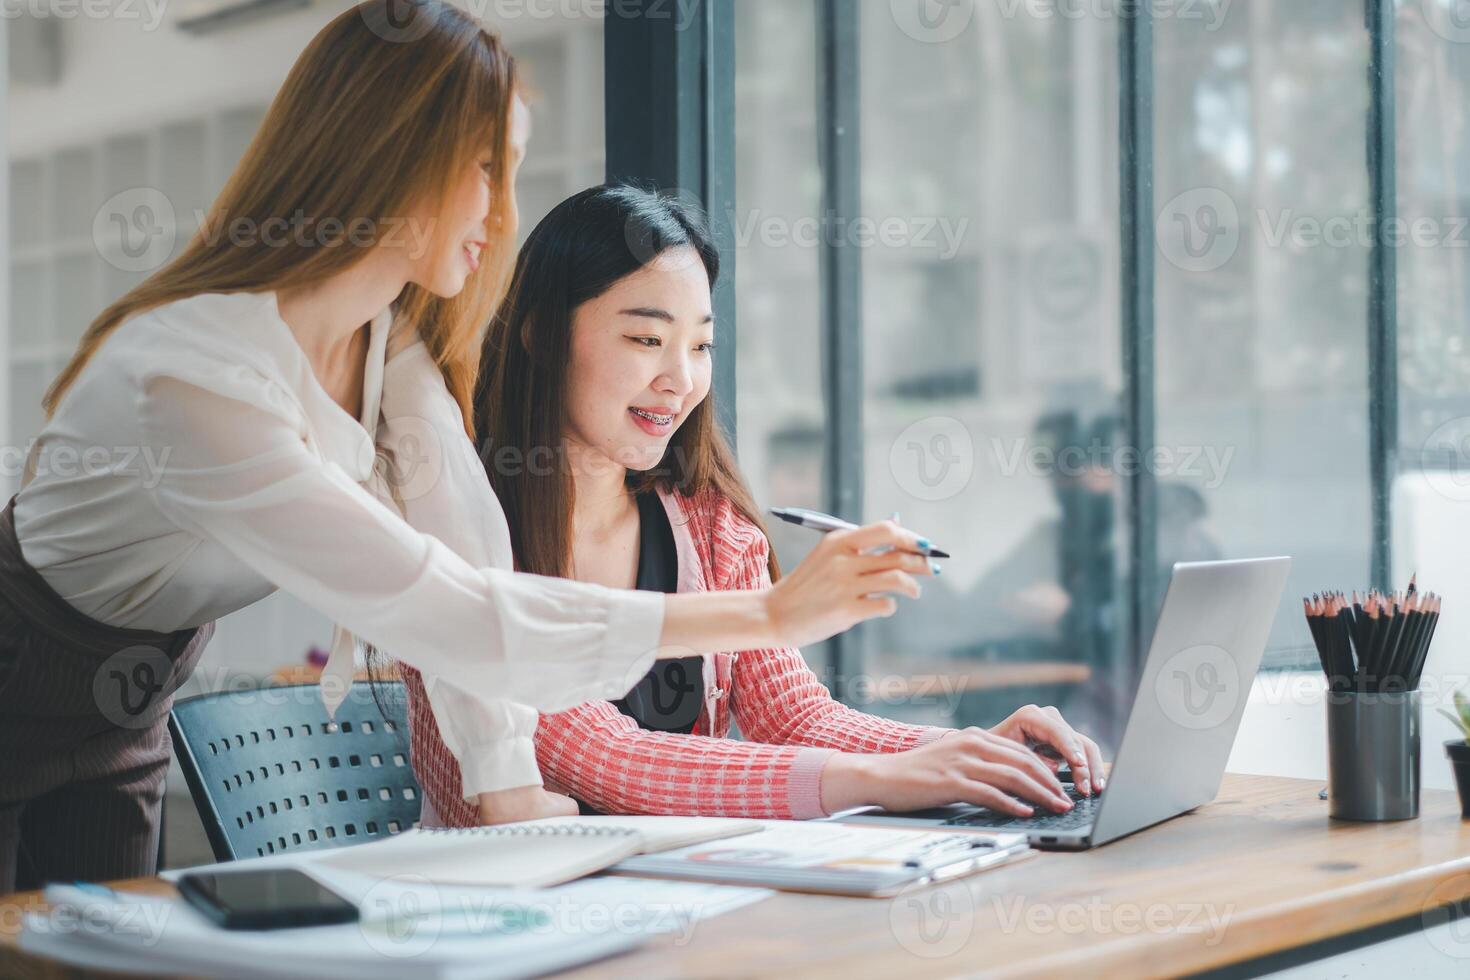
top-left (611, 492), bottom-right (705, 734)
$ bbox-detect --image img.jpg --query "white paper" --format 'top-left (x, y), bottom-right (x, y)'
top-left (21, 850), bottom-right (773, 980)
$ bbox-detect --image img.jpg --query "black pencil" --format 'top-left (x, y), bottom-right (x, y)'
top-left (1399, 593), bottom-right (1422, 693)
top-left (1352, 595), bottom-right (1379, 691)
top-left (1386, 595), bottom-right (1422, 693)
top-left (1359, 594), bottom-right (1381, 690)
top-left (1306, 584), bottom-right (1442, 694)
top-left (1350, 590), bottom-right (1369, 659)
top-left (1408, 594), bottom-right (1440, 690)
top-left (1382, 593), bottom-right (1412, 692)
top-left (1305, 597), bottom-right (1330, 680)
top-left (1328, 594), bottom-right (1352, 691)
top-left (1307, 594), bottom-right (1347, 691)
top-left (1332, 595), bottom-right (1353, 686)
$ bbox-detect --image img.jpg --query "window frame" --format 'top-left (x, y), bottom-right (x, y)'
top-left (605, 0), bottom-right (1402, 683)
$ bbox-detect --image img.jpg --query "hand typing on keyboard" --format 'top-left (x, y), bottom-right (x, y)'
top-left (817, 705), bottom-right (1105, 817)
top-left (986, 704), bottom-right (1106, 796)
top-left (946, 783), bottom-right (1107, 829)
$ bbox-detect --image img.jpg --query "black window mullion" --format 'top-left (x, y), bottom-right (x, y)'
top-left (1366, 0), bottom-right (1397, 592)
top-left (604, 0), bottom-right (737, 444)
top-left (815, 0), bottom-right (863, 700)
top-left (1120, 8), bottom-right (1158, 696)
top-left (705, 0), bottom-right (737, 440)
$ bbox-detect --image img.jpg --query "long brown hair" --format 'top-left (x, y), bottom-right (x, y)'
top-left (475, 185), bottom-right (780, 581)
top-left (44, 0), bottom-right (519, 439)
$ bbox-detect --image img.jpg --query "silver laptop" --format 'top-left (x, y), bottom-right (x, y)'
top-left (840, 557), bottom-right (1291, 850)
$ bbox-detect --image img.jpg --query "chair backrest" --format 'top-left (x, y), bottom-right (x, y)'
top-left (169, 681), bottom-right (423, 862)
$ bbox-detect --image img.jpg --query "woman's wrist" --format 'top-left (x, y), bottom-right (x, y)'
top-left (659, 589), bottom-right (778, 656)
top-left (476, 785), bottom-right (577, 824)
top-left (819, 752), bottom-right (881, 814)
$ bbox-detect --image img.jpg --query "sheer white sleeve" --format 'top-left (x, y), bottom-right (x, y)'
top-left (135, 351), bottom-right (665, 725)
top-left (375, 337), bottom-right (544, 798)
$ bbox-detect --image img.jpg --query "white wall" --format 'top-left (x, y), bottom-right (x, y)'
top-left (10, 4), bottom-right (322, 154)
top-left (9, 0), bottom-right (597, 154)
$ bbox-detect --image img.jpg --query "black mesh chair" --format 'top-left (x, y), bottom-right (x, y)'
top-left (169, 681), bottom-right (423, 861)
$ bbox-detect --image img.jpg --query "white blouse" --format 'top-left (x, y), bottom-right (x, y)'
top-left (369, 332), bottom-right (558, 797)
top-left (13, 289), bottom-right (665, 795)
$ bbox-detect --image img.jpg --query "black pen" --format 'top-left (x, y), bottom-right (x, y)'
top-left (769, 507), bottom-right (951, 559)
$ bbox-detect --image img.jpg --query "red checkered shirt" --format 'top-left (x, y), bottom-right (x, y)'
top-left (399, 488), bottom-right (946, 826)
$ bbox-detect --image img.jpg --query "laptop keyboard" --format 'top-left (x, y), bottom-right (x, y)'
top-left (944, 784), bottom-right (1104, 832)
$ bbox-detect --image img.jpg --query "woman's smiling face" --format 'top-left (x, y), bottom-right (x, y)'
top-left (414, 94), bottom-right (531, 298)
top-left (563, 245), bottom-right (715, 472)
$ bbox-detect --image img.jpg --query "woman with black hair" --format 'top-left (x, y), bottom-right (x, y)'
top-left (397, 185), bottom-right (1105, 825)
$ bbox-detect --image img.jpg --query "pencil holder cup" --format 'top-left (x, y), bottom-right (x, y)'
top-left (1326, 689), bottom-right (1421, 821)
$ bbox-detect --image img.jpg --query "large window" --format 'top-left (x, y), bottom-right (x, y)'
top-left (733, 0), bottom-right (825, 575)
top-left (725, 0), bottom-right (1470, 749)
top-left (1398, 3), bottom-right (1470, 461)
top-left (1154, 4), bottom-right (1373, 673)
top-left (735, 1), bottom-right (1130, 742)
top-left (857, 6), bottom-right (1127, 742)
top-left (731, 0), bottom-right (835, 702)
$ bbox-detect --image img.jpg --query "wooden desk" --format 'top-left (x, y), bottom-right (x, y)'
top-left (5, 774), bottom-right (1470, 979)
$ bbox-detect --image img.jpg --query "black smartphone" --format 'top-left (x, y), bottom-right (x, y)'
top-left (178, 868), bottom-right (359, 930)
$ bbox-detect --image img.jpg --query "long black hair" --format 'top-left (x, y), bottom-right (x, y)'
top-left (474, 184), bottom-right (779, 580)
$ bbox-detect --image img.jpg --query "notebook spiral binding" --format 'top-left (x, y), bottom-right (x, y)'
top-left (418, 824), bottom-right (640, 838)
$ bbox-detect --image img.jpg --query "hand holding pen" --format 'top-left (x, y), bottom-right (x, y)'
top-left (762, 509), bottom-right (945, 649)
top-left (771, 507), bottom-right (950, 558)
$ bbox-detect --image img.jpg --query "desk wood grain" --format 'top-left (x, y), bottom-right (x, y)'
top-left (4, 774), bottom-right (1469, 979)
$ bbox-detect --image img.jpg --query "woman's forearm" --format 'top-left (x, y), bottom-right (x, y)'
top-left (656, 589), bottom-right (777, 657)
top-left (537, 701), bottom-right (832, 819)
top-left (730, 647), bottom-right (947, 751)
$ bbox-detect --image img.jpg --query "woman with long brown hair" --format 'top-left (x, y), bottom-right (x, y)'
top-left (0, 1), bottom-right (932, 891)
top-left (403, 185), bottom-right (1105, 827)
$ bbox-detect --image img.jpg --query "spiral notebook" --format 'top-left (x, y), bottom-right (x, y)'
top-left (314, 816), bottom-right (762, 889)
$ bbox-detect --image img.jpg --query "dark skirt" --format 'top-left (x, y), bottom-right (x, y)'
top-left (0, 494), bottom-right (215, 892)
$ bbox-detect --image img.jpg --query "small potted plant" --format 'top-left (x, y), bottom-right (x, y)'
top-left (1438, 689), bottom-right (1470, 818)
